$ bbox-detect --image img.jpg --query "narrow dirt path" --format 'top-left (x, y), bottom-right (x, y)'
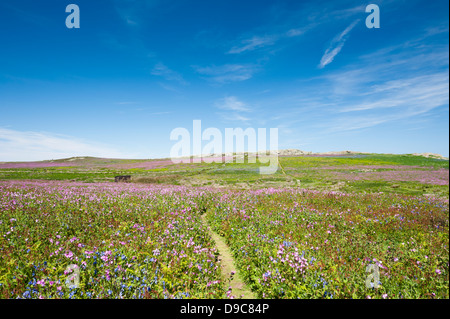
top-left (278, 158), bottom-right (287, 175)
top-left (200, 214), bottom-right (256, 299)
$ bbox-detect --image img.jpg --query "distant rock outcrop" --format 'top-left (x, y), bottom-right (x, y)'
top-left (271, 149), bottom-right (312, 156)
top-left (192, 149), bottom-right (360, 157)
top-left (412, 153), bottom-right (448, 160)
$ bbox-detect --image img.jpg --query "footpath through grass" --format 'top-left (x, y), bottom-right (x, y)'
top-left (201, 214), bottom-right (256, 299)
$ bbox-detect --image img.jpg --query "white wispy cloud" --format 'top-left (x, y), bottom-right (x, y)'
top-left (219, 113), bottom-right (251, 122)
top-left (228, 35), bottom-right (277, 54)
top-left (214, 96), bottom-right (253, 122)
top-left (317, 38), bottom-right (449, 132)
top-left (286, 28), bottom-right (307, 37)
top-left (124, 16), bottom-right (138, 25)
top-left (158, 82), bottom-right (182, 93)
top-left (340, 73), bottom-right (449, 113)
top-left (0, 128), bottom-right (128, 162)
top-left (319, 19), bottom-right (360, 69)
top-left (215, 96), bottom-right (251, 112)
top-left (151, 62), bottom-right (187, 85)
top-left (193, 64), bottom-right (258, 83)
top-left (264, 28), bottom-right (449, 138)
top-left (225, 3), bottom-right (366, 56)
top-left (226, 26), bottom-right (311, 55)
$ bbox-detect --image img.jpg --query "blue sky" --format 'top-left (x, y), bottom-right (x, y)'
top-left (0, 0), bottom-right (448, 161)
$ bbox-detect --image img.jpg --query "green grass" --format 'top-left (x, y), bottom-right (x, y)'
top-left (0, 154), bottom-right (448, 197)
top-left (341, 181), bottom-right (449, 197)
top-left (362, 154), bottom-right (449, 169)
top-left (0, 168), bottom-right (128, 182)
top-left (279, 154), bottom-right (448, 169)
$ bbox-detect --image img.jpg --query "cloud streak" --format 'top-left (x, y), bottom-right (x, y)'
top-left (151, 62), bottom-right (187, 85)
top-left (261, 29), bottom-right (449, 139)
top-left (215, 96), bottom-right (250, 112)
top-left (225, 3), bottom-right (366, 57)
top-left (318, 40), bottom-right (448, 132)
top-left (319, 19), bottom-right (360, 69)
top-left (193, 64), bottom-right (259, 83)
top-left (228, 35), bottom-right (277, 54)
top-left (339, 73), bottom-right (449, 113)
top-left (0, 128), bottom-right (128, 162)
top-left (214, 96), bottom-right (252, 122)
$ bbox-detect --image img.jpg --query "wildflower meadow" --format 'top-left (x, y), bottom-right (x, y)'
top-left (0, 177), bottom-right (448, 299)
